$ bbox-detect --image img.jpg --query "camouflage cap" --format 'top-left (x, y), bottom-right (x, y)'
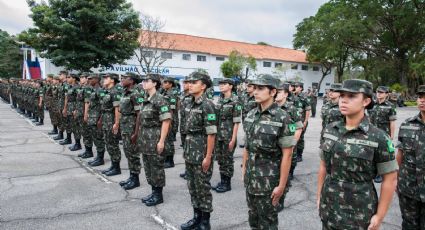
top-left (69, 73), bottom-right (80, 80)
top-left (87, 73), bottom-right (100, 79)
top-left (330, 83), bottom-right (342, 91)
top-left (183, 76), bottom-right (191, 82)
top-left (46, 74), bottom-right (54, 78)
top-left (103, 73), bottom-right (120, 82)
top-left (376, 86), bottom-right (390, 93)
top-left (53, 75), bottom-right (60, 80)
top-left (218, 78), bottom-right (235, 86)
top-left (417, 85), bottom-right (425, 95)
top-left (246, 79), bottom-right (254, 85)
top-left (143, 73), bottom-right (162, 83)
top-left (122, 72), bottom-right (141, 84)
top-left (252, 74), bottom-right (280, 89)
top-left (188, 71), bottom-right (212, 88)
top-left (163, 76), bottom-right (176, 86)
top-left (335, 79), bottom-right (374, 97)
top-left (79, 72), bottom-right (89, 78)
top-left (277, 81), bottom-right (290, 90)
top-left (293, 81), bottom-right (304, 87)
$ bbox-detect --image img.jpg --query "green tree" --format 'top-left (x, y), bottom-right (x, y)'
top-left (0, 30), bottom-right (22, 79)
top-left (19, 0), bottom-right (141, 72)
top-left (220, 50), bottom-right (256, 81)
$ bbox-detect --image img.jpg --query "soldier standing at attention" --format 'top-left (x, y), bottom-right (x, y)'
top-left (396, 85), bottom-right (425, 229)
top-left (180, 72), bottom-right (216, 230)
top-left (70, 74), bottom-right (88, 151)
top-left (134, 74), bottom-right (171, 206)
top-left (179, 77), bottom-right (192, 179)
top-left (317, 79), bottom-right (398, 230)
top-left (368, 86), bottom-right (397, 183)
top-left (86, 74), bottom-right (106, 167)
top-left (78, 75), bottom-right (95, 159)
top-left (45, 75), bottom-right (58, 134)
top-left (53, 72), bottom-right (67, 141)
top-left (35, 80), bottom-right (45, 126)
top-left (212, 78), bottom-right (241, 193)
top-left (161, 76), bottom-right (179, 168)
top-left (60, 74), bottom-right (78, 146)
top-left (118, 73), bottom-right (144, 190)
top-left (68, 74), bottom-right (83, 151)
top-left (242, 74), bottom-right (295, 229)
top-left (99, 73), bottom-right (122, 176)
top-left (310, 86), bottom-right (318, 118)
top-left (239, 80), bottom-right (256, 148)
top-left (320, 83), bottom-right (344, 144)
top-left (293, 82), bottom-right (311, 162)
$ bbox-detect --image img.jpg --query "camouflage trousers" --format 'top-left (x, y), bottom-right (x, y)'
top-left (82, 122), bottom-right (92, 147)
top-left (311, 98), bottom-right (317, 117)
top-left (171, 116), bottom-right (178, 140)
top-left (72, 115), bottom-right (83, 140)
top-left (214, 139), bottom-right (236, 177)
top-left (180, 133), bottom-right (187, 148)
top-left (186, 162), bottom-right (213, 213)
top-left (36, 104), bottom-right (44, 120)
top-left (142, 154), bottom-right (165, 187)
top-left (48, 106), bottom-right (58, 126)
top-left (122, 133), bottom-right (141, 174)
top-left (296, 122), bottom-right (308, 158)
top-left (399, 193), bottom-right (425, 229)
top-left (103, 126), bottom-right (121, 162)
top-left (88, 125), bottom-right (105, 153)
top-left (163, 132), bottom-right (175, 157)
top-left (65, 114), bottom-right (72, 134)
top-left (246, 191), bottom-right (278, 230)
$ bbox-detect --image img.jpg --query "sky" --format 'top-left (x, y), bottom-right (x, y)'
top-left (0, 0), bottom-right (327, 49)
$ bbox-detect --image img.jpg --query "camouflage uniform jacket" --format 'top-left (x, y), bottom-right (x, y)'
top-left (99, 84), bottom-right (122, 127)
top-left (58, 83), bottom-right (68, 110)
top-left (397, 113), bottom-right (425, 202)
top-left (319, 117), bottom-right (398, 228)
top-left (87, 86), bottom-right (102, 126)
top-left (321, 100), bottom-right (343, 130)
top-left (44, 84), bottom-right (53, 108)
top-left (280, 100), bottom-right (303, 130)
top-left (368, 100), bottom-right (397, 136)
top-left (293, 92), bottom-right (311, 121)
top-left (179, 93), bottom-right (193, 135)
top-left (138, 91), bottom-right (171, 155)
top-left (243, 103), bottom-right (296, 196)
top-left (215, 94), bottom-right (242, 141)
top-left (183, 93), bottom-right (217, 164)
top-left (75, 85), bottom-right (87, 117)
top-left (119, 88), bottom-right (144, 134)
top-left (241, 93), bottom-right (256, 120)
top-left (66, 84), bottom-right (78, 115)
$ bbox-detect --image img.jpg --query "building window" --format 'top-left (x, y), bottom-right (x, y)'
top-left (142, 51), bottom-right (153, 58)
top-left (182, 54), bottom-right (191, 61)
top-left (313, 66), bottom-right (320, 71)
top-left (216, 56), bottom-right (225, 61)
top-left (263, 61), bottom-right (271, 67)
top-left (161, 52), bottom-right (172, 59)
top-left (301, 65), bottom-right (309, 71)
top-left (291, 64), bottom-right (298, 70)
top-left (275, 62), bottom-right (283, 68)
top-left (197, 55), bottom-right (207, 62)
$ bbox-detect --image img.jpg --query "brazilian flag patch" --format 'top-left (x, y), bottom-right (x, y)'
top-left (161, 106), bottom-right (169, 112)
top-left (170, 98), bottom-right (176, 103)
top-left (100, 93), bottom-right (105, 97)
top-left (387, 139), bottom-right (395, 153)
top-left (207, 114), bottom-right (216, 121)
top-left (236, 105), bottom-right (242, 111)
top-left (137, 98), bottom-right (144, 103)
top-left (288, 123), bottom-right (296, 134)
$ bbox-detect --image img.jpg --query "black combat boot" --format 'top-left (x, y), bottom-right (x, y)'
top-left (48, 126), bottom-right (58, 135)
top-left (215, 174), bottom-right (231, 193)
top-left (88, 151), bottom-right (105, 167)
top-left (197, 211), bottom-right (211, 230)
top-left (59, 132), bottom-right (72, 145)
top-left (78, 146), bottom-right (93, 158)
top-left (104, 161), bottom-right (121, 176)
top-left (180, 171), bottom-right (187, 180)
top-left (35, 118), bottom-right (44, 126)
top-left (53, 131), bottom-right (64, 140)
top-left (144, 186), bottom-right (163, 206)
top-left (122, 173), bottom-right (140, 190)
top-left (141, 186), bottom-right (155, 203)
top-left (164, 156), bottom-right (175, 168)
top-left (181, 208), bottom-right (202, 230)
top-left (69, 139), bottom-right (82, 151)
top-left (212, 173), bottom-right (224, 191)
top-left (119, 175), bottom-right (132, 187)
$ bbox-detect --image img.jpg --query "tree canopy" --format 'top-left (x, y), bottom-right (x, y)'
top-left (220, 50), bottom-right (256, 81)
top-left (0, 30), bottom-right (22, 79)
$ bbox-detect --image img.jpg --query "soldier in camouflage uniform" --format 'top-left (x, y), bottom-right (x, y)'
top-left (78, 74), bottom-right (95, 159)
top-left (239, 80), bottom-right (256, 148)
top-left (69, 74), bottom-right (88, 151)
top-left (45, 75), bottom-right (58, 134)
top-left (180, 72), bottom-right (216, 230)
top-left (59, 74), bottom-right (78, 145)
top-left (134, 74), bottom-right (171, 205)
top-left (179, 76), bottom-right (192, 179)
top-left (117, 73), bottom-right (144, 190)
top-left (161, 76), bottom-right (179, 168)
top-left (98, 73), bottom-right (122, 176)
top-left (320, 83), bottom-right (343, 144)
top-left (317, 79), bottom-right (398, 230)
top-left (211, 78), bottom-right (241, 193)
top-left (242, 75), bottom-right (295, 229)
top-left (86, 74), bottom-right (106, 167)
top-left (50, 76), bottom-right (61, 136)
top-left (293, 82), bottom-right (311, 162)
top-left (53, 71), bottom-right (68, 141)
top-left (396, 85), bottom-right (425, 229)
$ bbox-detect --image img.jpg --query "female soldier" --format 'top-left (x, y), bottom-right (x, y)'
top-left (317, 79), bottom-right (398, 230)
top-left (133, 74), bottom-right (171, 206)
top-left (118, 73), bottom-right (144, 190)
top-left (212, 78), bottom-right (241, 193)
top-left (242, 74), bottom-right (295, 229)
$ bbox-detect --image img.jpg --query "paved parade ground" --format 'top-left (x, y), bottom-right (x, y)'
top-left (0, 99), bottom-right (408, 230)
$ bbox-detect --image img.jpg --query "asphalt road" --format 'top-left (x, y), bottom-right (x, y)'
top-left (0, 99), bottom-right (410, 230)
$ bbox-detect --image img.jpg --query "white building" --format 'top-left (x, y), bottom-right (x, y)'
top-left (33, 32), bottom-right (335, 94)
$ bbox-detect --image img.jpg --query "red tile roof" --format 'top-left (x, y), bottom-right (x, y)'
top-left (139, 31), bottom-right (310, 64)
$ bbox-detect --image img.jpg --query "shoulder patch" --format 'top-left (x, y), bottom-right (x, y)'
top-left (207, 114), bottom-right (216, 121)
top-left (387, 138), bottom-right (395, 153)
top-left (288, 123), bottom-right (296, 134)
top-left (137, 98), bottom-right (144, 103)
top-left (161, 106), bottom-right (169, 112)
